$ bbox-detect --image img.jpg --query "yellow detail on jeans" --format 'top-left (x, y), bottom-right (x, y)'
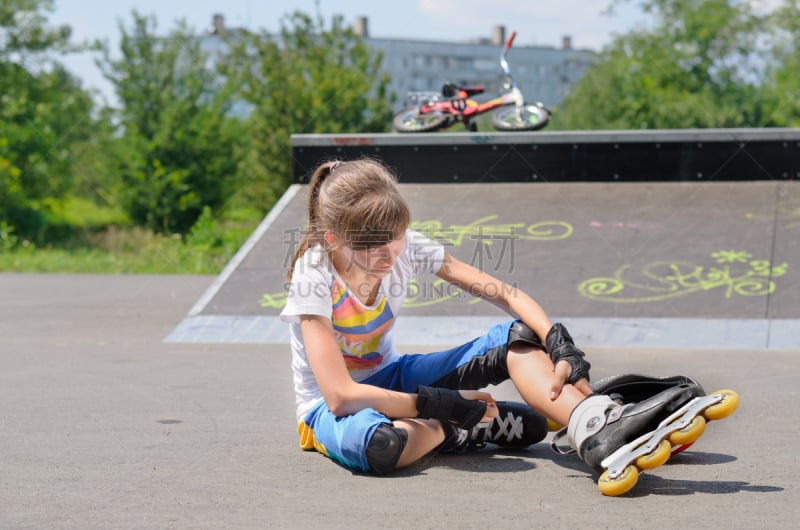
top-left (297, 421), bottom-right (329, 455)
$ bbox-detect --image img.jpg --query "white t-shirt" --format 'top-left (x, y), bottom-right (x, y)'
top-left (280, 229), bottom-right (446, 421)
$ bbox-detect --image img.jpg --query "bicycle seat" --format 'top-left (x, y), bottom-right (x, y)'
top-left (442, 82), bottom-right (485, 98)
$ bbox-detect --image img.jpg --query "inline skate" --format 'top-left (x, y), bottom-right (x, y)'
top-left (442, 401), bottom-right (548, 452)
top-left (555, 376), bottom-right (739, 496)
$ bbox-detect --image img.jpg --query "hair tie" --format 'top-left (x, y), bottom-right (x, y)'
top-left (330, 160), bottom-right (342, 173)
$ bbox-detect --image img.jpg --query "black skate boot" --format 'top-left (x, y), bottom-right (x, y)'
top-left (439, 401), bottom-right (548, 453)
top-left (546, 374), bottom-right (705, 433)
top-left (591, 374), bottom-right (704, 404)
top-left (559, 382), bottom-right (739, 496)
top-left (591, 374), bottom-right (707, 455)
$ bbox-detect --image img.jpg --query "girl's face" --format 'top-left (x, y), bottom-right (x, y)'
top-left (332, 234), bottom-right (406, 277)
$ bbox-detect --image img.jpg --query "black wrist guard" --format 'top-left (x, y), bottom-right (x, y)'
top-left (415, 386), bottom-right (487, 431)
top-left (545, 323), bottom-right (591, 384)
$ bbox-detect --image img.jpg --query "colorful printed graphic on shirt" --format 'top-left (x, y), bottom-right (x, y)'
top-left (330, 278), bottom-right (393, 371)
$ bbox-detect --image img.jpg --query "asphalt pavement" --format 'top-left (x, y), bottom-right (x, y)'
top-left (1, 273), bottom-right (797, 529)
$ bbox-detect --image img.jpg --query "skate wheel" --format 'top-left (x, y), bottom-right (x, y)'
top-left (598, 465), bottom-right (639, 496)
top-left (668, 415), bottom-right (706, 446)
top-left (635, 439), bottom-right (671, 470)
top-left (703, 389), bottom-right (739, 421)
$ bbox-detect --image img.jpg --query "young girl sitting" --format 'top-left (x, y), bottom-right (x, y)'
top-left (280, 157), bottom-right (729, 493)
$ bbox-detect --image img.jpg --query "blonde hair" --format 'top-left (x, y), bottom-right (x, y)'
top-left (287, 158), bottom-right (411, 280)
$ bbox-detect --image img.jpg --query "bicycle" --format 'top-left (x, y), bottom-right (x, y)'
top-left (392, 31), bottom-right (550, 133)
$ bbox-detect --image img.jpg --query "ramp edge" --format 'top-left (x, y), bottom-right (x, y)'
top-left (164, 315), bottom-right (800, 350)
top-left (186, 185), bottom-right (302, 317)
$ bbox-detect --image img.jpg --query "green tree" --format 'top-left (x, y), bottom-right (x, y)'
top-left (97, 11), bottom-right (244, 234)
top-left (0, 0), bottom-right (95, 238)
top-left (221, 11), bottom-right (393, 211)
top-left (762, 0), bottom-right (800, 126)
top-left (554, 0), bottom-right (769, 129)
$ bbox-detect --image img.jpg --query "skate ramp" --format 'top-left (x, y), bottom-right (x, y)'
top-left (166, 179), bottom-right (799, 349)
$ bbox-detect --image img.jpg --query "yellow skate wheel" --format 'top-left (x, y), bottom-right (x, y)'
top-left (598, 465), bottom-right (639, 496)
top-left (635, 439), bottom-right (672, 470)
top-left (546, 418), bottom-right (563, 432)
top-left (668, 415), bottom-right (706, 446)
top-left (703, 389), bottom-right (739, 421)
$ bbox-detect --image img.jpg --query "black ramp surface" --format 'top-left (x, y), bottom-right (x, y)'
top-left (401, 181), bottom-right (787, 318)
top-left (167, 180), bottom-right (799, 348)
top-left (770, 182), bottom-right (800, 318)
top-left (292, 129), bottom-right (800, 183)
top-left (196, 185), bottom-right (308, 316)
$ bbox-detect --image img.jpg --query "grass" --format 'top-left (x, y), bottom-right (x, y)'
top-left (0, 229), bottom-right (242, 274)
top-left (0, 197), bottom-right (261, 274)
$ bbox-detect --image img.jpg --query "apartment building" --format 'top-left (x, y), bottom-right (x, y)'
top-left (202, 14), bottom-right (596, 112)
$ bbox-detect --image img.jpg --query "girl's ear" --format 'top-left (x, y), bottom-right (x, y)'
top-left (323, 231), bottom-right (338, 248)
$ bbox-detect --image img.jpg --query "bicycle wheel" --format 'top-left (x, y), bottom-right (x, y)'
top-left (492, 103), bottom-right (550, 131)
top-left (393, 108), bottom-right (451, 133)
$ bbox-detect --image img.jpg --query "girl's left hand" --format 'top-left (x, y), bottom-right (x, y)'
top-left (458, 389), bottom-right (498, 420)
top-left (550, 360), bottom-right (593, 400)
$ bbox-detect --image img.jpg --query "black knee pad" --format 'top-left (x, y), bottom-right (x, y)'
top-left (366, 424), bottom-right (408, 475)
top-left (508, 321), bottom-right (545, 351)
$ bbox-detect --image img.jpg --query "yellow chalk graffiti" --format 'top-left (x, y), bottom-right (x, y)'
top-left (410, 215), bottom-right (572, 245)
top-left (578, 250), bottom-right (789, 303)
top-left (261, 214), bottom-right (570, 310)
top-left (260, 291), bottom-right (288, 309)
top-left (746, 200), bottom-right (800, 229)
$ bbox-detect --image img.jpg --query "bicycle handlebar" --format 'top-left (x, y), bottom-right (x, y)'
top-left (505, 31), bottom-right (517, 50)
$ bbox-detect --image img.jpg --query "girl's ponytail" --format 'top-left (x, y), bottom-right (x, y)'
top-left (287, 161), bottom-right (338, 280)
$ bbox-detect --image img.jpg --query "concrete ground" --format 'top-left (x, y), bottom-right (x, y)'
top-left (1, 273), bottom-right (797, 528)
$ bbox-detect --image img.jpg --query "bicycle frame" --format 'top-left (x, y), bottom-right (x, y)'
top-left (393, 31), bottom-right (549, 133)
top-left (409, 32), bottom-right (524, 127)
top-left (417, 89), bottom-right (523, 122)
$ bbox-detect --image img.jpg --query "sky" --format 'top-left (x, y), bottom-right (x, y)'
top-left (48, 0), bottom-right (653, 103)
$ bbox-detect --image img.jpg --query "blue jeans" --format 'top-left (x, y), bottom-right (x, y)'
top-left (297, 320), bottom-right (516, 472)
